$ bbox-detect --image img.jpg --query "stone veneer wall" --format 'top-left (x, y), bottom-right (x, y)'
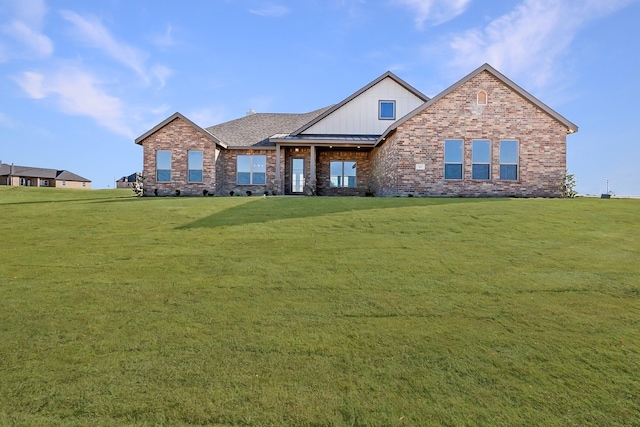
top-left (371, 71), bottom-right (568, 197)
top-left (316, 150), bottom-right (372, 196)
top-left (140, 117), bottom-right (219, 196)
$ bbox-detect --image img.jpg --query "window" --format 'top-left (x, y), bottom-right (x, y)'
top-left (379, 100), bottom-right (396, 120)
top-left (330, 161), bottom-right (357, 187)
top-left (237, 155), bottom-right (266, 184)
top-left (477, 90), bottom-right (487, 105)
top-left (500, 140), bottom-right (519, 180)
top-left (188, 151), bottom-right (203, 182)
top-left (472, 139), bottom-right (491, 180)
top-left (82, 182), bottom-right (86, 187)
top-left (444, 139), bottom-right (463, 180)
top-left (62, 181), bottom-right (66, 186)
top-left (41, 180), bottom-right (49, 187)
top-left (156, 150), bottom-right (171, 182)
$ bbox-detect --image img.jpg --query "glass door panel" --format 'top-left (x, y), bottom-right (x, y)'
top-left (292, 158), bottom-right (305, 193)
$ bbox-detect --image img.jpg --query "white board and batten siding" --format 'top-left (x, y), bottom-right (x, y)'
top-left (301, 77), bottom-right (425, 135)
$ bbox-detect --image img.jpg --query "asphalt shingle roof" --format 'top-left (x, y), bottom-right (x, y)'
top-left (0, 164), bottom-right (91, 182)
top-left (205, 106), bottom-right (333, 147)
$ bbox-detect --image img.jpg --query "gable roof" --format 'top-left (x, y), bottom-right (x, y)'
top-left (135, 112), bottom-right (225, 147)
top-left (0, 164), bottom-right (91, 182)
top-left (206, 106), bottom-right (332, 147)
top-left (291, 71), bottom-right (430, 136)
top-left (377, 63), bottom-right (579, 145)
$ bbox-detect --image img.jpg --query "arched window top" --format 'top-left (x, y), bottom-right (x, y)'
top-left (477, 90), bottom-right (487, 105)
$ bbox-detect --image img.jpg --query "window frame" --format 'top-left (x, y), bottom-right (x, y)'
top-left (378, 100), bottom-right (396, 120)
top-left (499, 140), bottom-right (519, 181)
top-left (330, 160), bottom-right (357, 188)
top-left (236, 154), bottom-right (267, 185)
top-left (471, 139), bottom-right (491, 180)
top-left (187, 150), bottom-right (204, 183)
top-left (156, 150), bottom-right (172, 182)
top-left (444, 139), bottom-right (463, 180)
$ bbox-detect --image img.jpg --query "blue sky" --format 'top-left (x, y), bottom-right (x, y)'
top-left (1, 0), bottom-right (639, 195)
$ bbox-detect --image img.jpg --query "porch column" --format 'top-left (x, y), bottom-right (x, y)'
top-left (274, 144), bottom-right (282, 194)
top-left (309, 145), bottom-right (317, 188)
top-left (275, 144), bottom-right (281, 180)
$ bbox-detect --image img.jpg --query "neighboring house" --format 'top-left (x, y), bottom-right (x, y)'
top-left (135, 64), bottom-right (578, 197)
top-left (116, 172), bottom-right (142, 189)
top-left (0, 162), bottom-right (91, 189)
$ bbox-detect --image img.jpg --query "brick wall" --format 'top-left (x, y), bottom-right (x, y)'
top-left (216, 149), bottom-right (278, 196)
top-left (139, 117), bottom-right (219, 196)
top-left (371, 71), bottom-right (568, 197)
top-left (316, 150), bottom-right (372, 196)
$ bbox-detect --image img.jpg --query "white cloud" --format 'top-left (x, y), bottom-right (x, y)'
top-left (151, 64), bottom-right (174, 88)
top-left (152, 24), bottom-right (177, 48)
top-left (60, 10), bottom-right (149, 81)
top-left (249, 4), bottom-right (290, 17)
top-left (396, 0), bottom-right (471, 28)
top-left (4, 20), bottom-right (53, 57)
top-left (15, 67), bottom-right (133, 138)
top-left (446, 0), bottom-right (637, 88)
top-left (11, 0), bottom-right (48, 27)
top-left (0, 111), bottom-right (17, 128)
top-left (188, 107), bottom-right (229, 127)
top-left (1, 0), bottom-right (53, 58)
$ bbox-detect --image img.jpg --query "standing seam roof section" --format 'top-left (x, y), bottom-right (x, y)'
top-left (376, 63), bottom-right (579, 146)
top-left (290, 71), bottom-right (430, 136)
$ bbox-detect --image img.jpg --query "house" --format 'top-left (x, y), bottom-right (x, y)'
top-left (135, 64), bottom-right (578, 197)
top-left (0, 162), bottom-right (91, 189)
top-left (116, 172), bottom-right (142, 189)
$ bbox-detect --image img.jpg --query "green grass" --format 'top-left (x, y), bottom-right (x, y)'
top-left (1, 186), bottom-right (639, 426)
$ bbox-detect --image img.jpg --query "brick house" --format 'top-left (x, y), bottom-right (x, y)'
top-left (135, 64), bottom-right (577, 197)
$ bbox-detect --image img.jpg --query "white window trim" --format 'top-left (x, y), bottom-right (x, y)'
top-left (156, 150), bottom-right (172, 182)
top-left (378, 100), bottom-right (396, 120)
top-left (499, 140), bottom-right (519, 181)
top-left (471, 139), bottom-right (491, 180)
top-left (444, 139), bottom-right (464, 180)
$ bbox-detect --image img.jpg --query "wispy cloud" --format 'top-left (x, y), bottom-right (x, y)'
top-left (151, 64), bottom-right (174, 88)
top-left (151, 24), bottom-right (177, 48)
top-left (447, 0), bottom-right (637, 87)
top-left (396, 0), bottom-right (471, 28)
top-left (249, 4), bottom-right (290, 17)
top-left (1, 0), bottom-right (53, 58)
top-left (3, 20), bottom-right (53, 57)
top-left (0, 111), bottom-right (17, 128)
top-left (60, 10), bottom-right (148, 79)
top-left (188, 107), bottom-right (229, 127)
top-left (15, 67), bottom-right (133, 138)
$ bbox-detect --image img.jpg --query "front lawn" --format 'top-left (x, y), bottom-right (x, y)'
top-left (1, 187), bottom-right (638, 426)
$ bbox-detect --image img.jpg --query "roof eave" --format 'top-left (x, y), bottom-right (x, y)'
top-left (291, 71), bottom-right (430, 136)
top-left (377, 63), bottom-right (579, 143)
top-left (134, 112), bottom-right (227, 148)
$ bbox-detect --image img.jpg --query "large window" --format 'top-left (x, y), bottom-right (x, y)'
top-left (188, 151), bottom-right (203, 183)
top-left (379, 100), bottom-right (396, 120)
top-left (330, 161), bottom-right (356, 188)
top-left (472, 139), bottom-right (491, 180)
top-left (156, 150), bottom-right (171, 182)
top-left (444, 139), bottom-right (463, 180)
top-left (237, 155), bottom-right (266, 185)
top-left (500, 140), bottom-right (519, 180)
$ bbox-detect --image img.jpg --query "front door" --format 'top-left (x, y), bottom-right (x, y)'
top-left (291, 158), bottom-right (305, 193)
